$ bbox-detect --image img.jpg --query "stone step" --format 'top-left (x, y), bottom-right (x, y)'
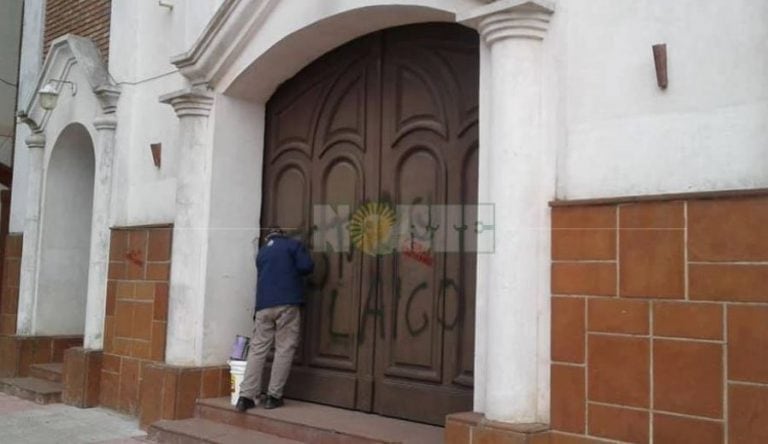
top-left (0, 377), bottom-right (63, 404)
top-left (148, 418), bottom-right (301, 444)
top-left (29, 362), bottom-right (64, 383)
top-left (195, 397), bottom-right (443, 444)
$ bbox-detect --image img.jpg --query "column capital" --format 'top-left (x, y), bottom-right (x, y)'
top-left (93, 115), bottom-right (118, 131)
top-left (95, 84), bottom-right (122, 114)
top-left (25, 132), bottom-right (46, 150)
top-left (160, 87), bottom-right (215, 118)
top-left (458, 0), bottom-right (555, 44)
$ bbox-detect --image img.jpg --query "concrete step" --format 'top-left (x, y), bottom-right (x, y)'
top-left (195, 397), bottom-right (443, 444)
top-left (29, 362), bottom-right (64, 383)
top-left (148, 418), bottom-right (301, 444)
top-left (0, 377), bottom-right (62, 404)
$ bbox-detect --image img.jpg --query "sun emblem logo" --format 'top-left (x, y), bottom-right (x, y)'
top-left (349, 201), bottom-right (397, 255)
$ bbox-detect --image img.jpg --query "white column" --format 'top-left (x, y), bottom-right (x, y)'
top-left (460, 0), bottom-right (555, 424)
top-left (160, 88), bottom-right (215, 366)
top-left (16, 132), bottom-right (46, 335)
top-left (83, 94), bottom-right (120, 349)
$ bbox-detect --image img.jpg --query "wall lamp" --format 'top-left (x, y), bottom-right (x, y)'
top-left (39, 79), bottom-right (77, 111)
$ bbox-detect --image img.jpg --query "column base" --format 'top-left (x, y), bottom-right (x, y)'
top-left (138, 362), bottom-right (230, 430)
top-left (62, 347), bottom-right (102, 407)
top-left (446, 412), bottom-right (553, 443)
top-left (0, 334), bottom-right (83, 377)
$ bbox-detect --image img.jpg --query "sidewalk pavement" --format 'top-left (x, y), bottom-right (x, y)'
top-left (0, 392), bottom-right (146, 443)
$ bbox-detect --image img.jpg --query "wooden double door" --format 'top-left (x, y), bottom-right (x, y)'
top-left (261, 24), bottom-right (479, 425)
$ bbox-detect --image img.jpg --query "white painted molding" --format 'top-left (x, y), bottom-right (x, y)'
top-left (169, 0), bottom-right (277, 87)
top-left (160, 88), bottom-right (215, 118)
top-left (458, 0), bottom-right (554, 43)
top-left (23, 34), bottom-right (121, 130)
top-left (24, 132), bottom-right (45, 150)
top-left (93, 115), bottom-right (118, 131)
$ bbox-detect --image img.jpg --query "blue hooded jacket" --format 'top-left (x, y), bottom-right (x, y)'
top-left (255, 234), bottom-right (315, 311)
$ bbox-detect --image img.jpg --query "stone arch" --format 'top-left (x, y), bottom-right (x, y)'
top-left (35, 122), bottom-right (95, 335)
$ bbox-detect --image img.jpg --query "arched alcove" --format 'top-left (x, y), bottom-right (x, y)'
top-left (36, 123), bottom-right (95, 335)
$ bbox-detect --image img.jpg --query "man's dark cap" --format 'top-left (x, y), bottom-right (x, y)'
top-left (265, 227), bottom-right (285, 238)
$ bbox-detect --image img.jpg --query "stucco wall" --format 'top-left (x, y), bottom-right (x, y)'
top-left (37, 123), bottom-right (94, 335)
top-left (0, 0), bottom-right (23, 167)
top-left (107, 0), bottom-right (224, 226)
top-left (553, 0), bottom-right (768, 199)
top-left (9, 0), bottom-right (45, 233)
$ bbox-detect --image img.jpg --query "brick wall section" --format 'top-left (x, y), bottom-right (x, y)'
top-left (44, 0), bottom-right (111, 63)
top-left (0, 335), bottom-right (83, 377)
top-left (0, 234), bottom-right (22, 335)
top-left (551, 194), bottom-right (768, 444)
top-left (139, 363), bottom-right (231, 429)
top-left (101, 227), bottom-right (172, 415)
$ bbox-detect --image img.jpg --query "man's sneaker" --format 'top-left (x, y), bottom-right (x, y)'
top-left (264, 395), bottom-right (284, 409)
top-left (235, 396), bottom-right (256, 412)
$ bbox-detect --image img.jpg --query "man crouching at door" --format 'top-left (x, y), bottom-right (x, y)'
top-left (236, 227), bottom-right (315, 412)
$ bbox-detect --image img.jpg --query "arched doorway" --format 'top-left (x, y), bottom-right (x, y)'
top-left (36, 123), bottom-right (95, 335)
top-left (261, 23), bottom-right (478, 425)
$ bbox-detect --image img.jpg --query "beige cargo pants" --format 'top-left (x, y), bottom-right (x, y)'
top-left (239, 304), bottom-right (301, 400)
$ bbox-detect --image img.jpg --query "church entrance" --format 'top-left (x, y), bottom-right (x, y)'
top-left (261, 23), bottom-right (479, 425)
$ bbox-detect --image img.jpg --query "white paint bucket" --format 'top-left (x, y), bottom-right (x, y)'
top-left (228, 360), bottom-right (248, 405)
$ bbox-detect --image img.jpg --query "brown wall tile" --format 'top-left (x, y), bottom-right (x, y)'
top-left (18, 337), bottom-right (53, 375)
top-left (5, 234), bottom-right (22, 256)
top-left (553, 206), bottom-right (616, 229)
top-left (118, 357), bottom-right (140, 414)
top-left (100, 370), bottom-right (119, 409)
top-left (653, 413), bottom-right (723, 444)
top-left (653, 302), bottom-right (723, 340)
top-left (219, 368), bottom-right (231, 397)
top-left (103, 316), bottom-right (115, 353)
top-left (688, 197), bottom-right (768, 261)
top-left (729, 383), bottom-right (768, 444)
top-left (116, 281), bottom-right (134, 300)
top-left (200, 368), bottom-right (222, 399)
top-left (176, 369), bottom-right (203, 419)
top-left (552, 297), bottom-right (585, 363)
top-left (619, 201), bottom-right (685, 229)
top-left (690, 264), bottom-right (768, 302)
top-left (151, 322), bottom-right (166, 361)
top-left (63, 348), bottom-right (103, 408)
top-left (588, 298), bottom-right (648, 334)
top-left (161, 369), bottom-right (179, 419)
top-left (444, 419), bottom-right (471, 444)
top-left (110, 231), bottom-right (128, 261)
top-left (728, 305), bottom-right (768, 384)
top-left (551, 364), bottom-right (585, 433)
top-left (138, 364), bottom-right (164, 429)
top-left (134, 282), bottom-right (155, 301)
top-left (53, 337), bottom-right (83, 362)
top-left (114, 300), bottom-right (135, 338)
top-left (552, 263), bottom-right (616, 296)
top-left (106, 281), bottom-right (116, 316)
top-left (619, 229), bottom-right (684, 298)
top-left (132, 302), bottom-right (153, 341)
top-left (588, 335), bottom-right (649, 407)
top-left (0, 335), bottom-right (20, 377)
top-left (147, 229), bottom-right (172, 262)
top-left (154, 283), bottom-right (168, 321)
top-left (146, 263), bottom-right (170, 281)
top-left (653, 339), bottom-right (723, 418)
top-left (587, 403), bottom-right (649, 443)
top-left (549, 432), bottom-right (604, 444)
top-left (553, 229), bottom-right (615, 261)
top-left (102, 353), bottom-right (121, 374)
top-left (131, 340), bottom-right (152, 360)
